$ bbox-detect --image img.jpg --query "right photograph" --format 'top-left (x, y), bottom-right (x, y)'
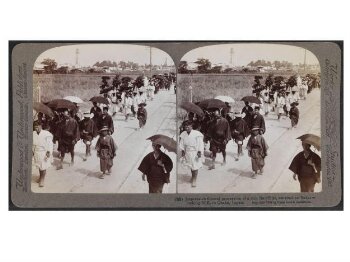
top-left (177, 43), bottom-right (321, 193)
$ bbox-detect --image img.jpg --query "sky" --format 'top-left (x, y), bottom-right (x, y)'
top-left (181, 43), bottom-right (320, 66)
top-left (35, 44), bottom-right (174, 67)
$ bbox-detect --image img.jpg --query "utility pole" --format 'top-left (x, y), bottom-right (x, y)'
top-left (230, 48), bottom-right (234, 67)
top-left (303, 49), bottom-right (307, 73)
top-left (75, 48), bottom-right (79, 67)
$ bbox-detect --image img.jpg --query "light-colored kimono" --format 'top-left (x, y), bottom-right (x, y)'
top-left (33, 130), bottom-right (53, 171)
top-left (123, 97), bottom-right (133, 115)
top-left (276, 96), bottom-right (286, 114)
top-left (179, 130), bottom-right (204, 171)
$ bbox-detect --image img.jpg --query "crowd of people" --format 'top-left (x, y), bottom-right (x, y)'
top-left (179, 73), bottom-right (321, 192)
top-left (33, 73), bottom-right (176, 191)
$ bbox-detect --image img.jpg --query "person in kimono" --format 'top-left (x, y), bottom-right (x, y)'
top-left (137, 103), bottom-right (147, 130)
top-left (251, 106), bottom-right (266, 134)
top-left (276, 92), bottom-right (286, 120)
top-left (246, 127), bottom-right (269, 179)
top-left (138, 143), bottom-right (173, 193)
top-left (207, 110), bottom-right (231, 169)
top-left (230, 112), bottom-right (250, 160)
top-left (284, 91), bottom-right (293, 117)
top-left (95, 126), bottom-right (117, 179)
top-left (123, 92), bottom-right (133, 121)
top-left (33, 121), bottom-right (53, 187)
top-left (97, 107), bottom-right (114, 135)
top-left (149, 81), bottom-right (155, 100)
top-left (179, 120), bottom-right (205, 187)
top-left (57, 109), bottom-right (80, 169)
top-left (289, 142), bottom-right (321, 192)
top-left (262, 89), bottom-right (270, 116)
top-left (241, 101), bottom-right (253, 119)
top-left (90, 102), bottom-right (101, 126)
top-left (289, 102), bottom-right (300, 129)
top-left (80, 112), bottom-right (97, 160)
top-left (131, 91), bottom-right (139, 118)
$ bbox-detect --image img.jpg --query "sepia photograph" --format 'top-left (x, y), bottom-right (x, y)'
top-left (31, 44), bottom-right (177, 193)
top-left (177, 43), bottom-right (321, 193)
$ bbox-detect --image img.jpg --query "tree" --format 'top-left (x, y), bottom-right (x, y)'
top-left (265, 73), bottom-right (274, 88)
top-left (195, 58), bottom-right (211, 73)
top-left (56, 66), bottom-right (69, 74)
top-left (178, 61), bottom-right (189, 74)
top-left (211, 66), bottom-right (222, 73)
top-left (41, 58), bottom-right (57, 74)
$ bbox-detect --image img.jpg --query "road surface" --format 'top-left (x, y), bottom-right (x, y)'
top-left (32, 87), bottom-right (177, 193)
top-left (178, 89), bottom-right (321, 193)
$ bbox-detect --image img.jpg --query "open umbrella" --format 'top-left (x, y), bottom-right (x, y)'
top-left (180, 101), bottom-right (204, 117)
top-left (198, 99), bottom-right (227, 109)
top-left (215, 95), bottom-right (235, 104)
top-left (63, 96), bottom-right (84, 104)
top-left (241, 96), bottom-right (261, 104)
top-left (33, 102), bottom-right (54, 117)
top-left (89, 96), bottom-right (109, 105)
top-left (46, 99), bottom-right (76, 110)
top-left (297, 134), bottom-right (321, 151)
top-left (147, 134), bottom-right (177, 153)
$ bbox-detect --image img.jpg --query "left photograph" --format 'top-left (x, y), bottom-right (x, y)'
top-left (32, 44), bottom-right (177, 193)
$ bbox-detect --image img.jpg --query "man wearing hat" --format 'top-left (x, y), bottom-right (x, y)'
top-left (207, 110), bottom-right (231, 169)
top-left (97, 107), bottom-right (114, 135)
top-left (246, 127), bottom-right (268, 178)
top-left (229, 112), bottom-right (250, 159)
top-left (251, 106), bottom-right (266, 134)
top-left (289, 102), bottom-right (299, 129)
top-left (289, 142), bottom-right (321, 192)
top-left (80, 112), bottom-right (98, 160)
top-left (95, 126), bottom-right (117, 179)
top-left (56, 109), bottom-right (80, 169)
top-left (138, 142), bottom-right (173, 193)
top-left (33, 121), bottom-right (53, 187)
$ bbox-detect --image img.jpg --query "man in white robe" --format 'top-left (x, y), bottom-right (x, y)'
top-left (179, 120), bottom-right (204, 187)
top-left (32, 121), bottom-right (53, 187)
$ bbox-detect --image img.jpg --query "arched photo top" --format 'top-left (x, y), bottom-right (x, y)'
top-left (178, 43), bottom-right (320, 75)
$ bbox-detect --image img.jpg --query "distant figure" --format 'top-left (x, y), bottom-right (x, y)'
top-left (251, 106), bottom-right (266, 134)
top-left (32, 121), bottom-right (53, 187)
top-left (80, 112), bottom-right (97, 160)
top-left (230, 112), bottom-right (250, 160)
top-left (246, 127), bottom-right (268, 179)
top-left (137, 103), bottom-right (147, 130)
top-left (96, 126), bottom-right (117, 179)
top-left (90, 101), bottom-right (102, 126)
top-left (207, 110), bottom-right (231, 169)
top-left (289, 102), bottom-right (299, 129)
top-left (179, 120), bottom-right (204, 187)
top-left (123, 92), bottom-right (133, 121)
top-left (97, 107), bottom-right (114, 135)
top-left (138, 143), bottom-right (173, 193)
top-left (276, 92), bottom-right (286, 120)
top-left (289, 142), bottom-right (321, 192)
top-left (57, 109), bottom-right (80, 169)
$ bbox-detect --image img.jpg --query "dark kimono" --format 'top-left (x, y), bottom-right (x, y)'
top-left (57, 117), bottom-right (80, 153)
top-left (96, 135), bottom-right (117, 173)
top-left (246, 134), bottom-right (268, 172)
top-left (230, 117), bottom-right (250, 144)
top-left (138, 152), bottom-right (173, 193)
top-left (289, 151), bottom-right (321, 192)
top-left (90, 106), bottom-right (102, 125)
top-left (208, 117), bottom-right (231, 153)
top-left (97, 114), bottom-right (114, 134)
top-left (137, 107), bottom-right (147, 128)
top-left (242, 106), bottom-right (253, 131)
top-left (289, 106), bottom-right (299, 127)
top-left (251, 113), bottom-right (266, 133)
top-left (80, 118), bottom-right (97, 143)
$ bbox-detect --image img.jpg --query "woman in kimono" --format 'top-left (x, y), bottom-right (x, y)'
top-left (138, 143), bottom-right (173, 193)
top-left (95, 126), bottom-right (117, 179)
top-left (179, 120), bottom-right (205, 187)
top-left (33, 121), bottom-right (53, 187)
top-left (80, 112), bottom-right (97, 160)
top-left (123, 92), bottom-right (133, 121)
top-left (246, 127), bottom-right (269, 179)
top-left (276, 92), bottom-right (286, 120)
